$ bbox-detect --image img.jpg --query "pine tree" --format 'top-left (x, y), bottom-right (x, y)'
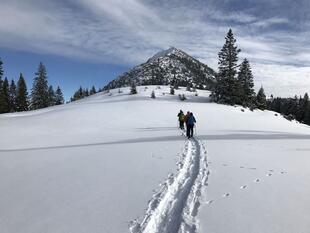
top-left (256, 86), bottom-right (267, 110)
top-left (31, 62), bottom-right (49, 109)
top-left (48, 85), bottom-right (56, 106)
top-left (0, 78), bottom-right (10, 113)
top-left (297, 93), bottom-right (309, 122)
top-left (0, 58), bottom-right (3, 79)
top-left (70, 86), bottom-right (83, 102)
top-left (151, 90), bottom-right (156, 98)
top-left (83, 88), bottom-right (89, 97)
top-left (237, 59), bottom-right (255, 106)
top-left (9, 79), bottom-right (17, 112)
top-left (55, 86), bottom-right (64, 105)
top-left (212, 29), bottom-right (241, 105)
top-left (0, 58), bottom-right (4, 113)
top-left (304, 102), bottom-right (310, 125)
top-left (90, 86), bottom-right (96, 95)
top-left (130, 82), bottom-right (137, 95)
top-left (16, 73), bottom-right (29, 111)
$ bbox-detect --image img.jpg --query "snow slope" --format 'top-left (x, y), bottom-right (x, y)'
top-left (1, 86), bottom-right (310, 233)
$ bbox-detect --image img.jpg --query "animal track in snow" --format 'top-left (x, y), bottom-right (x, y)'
top-left (223, 193), bottom-right (230, 198)
top-left (240, 185), bottom-right (247, 189)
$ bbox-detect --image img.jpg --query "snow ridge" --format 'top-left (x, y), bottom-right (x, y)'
top-left (129, 138), bottom-right (209, 233)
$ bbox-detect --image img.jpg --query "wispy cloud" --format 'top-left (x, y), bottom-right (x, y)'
top-left (0, 0), bottom-right (309, 96)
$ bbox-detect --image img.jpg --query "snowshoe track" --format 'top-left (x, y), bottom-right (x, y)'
top-left (129, 138), bottom-right (209, 233)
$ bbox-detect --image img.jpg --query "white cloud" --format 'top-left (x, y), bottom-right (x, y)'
top-left (0, 0), bottom-right (309, 96)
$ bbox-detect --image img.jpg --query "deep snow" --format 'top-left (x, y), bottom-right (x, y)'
top-left (1, 86), bottom-right (310, 233)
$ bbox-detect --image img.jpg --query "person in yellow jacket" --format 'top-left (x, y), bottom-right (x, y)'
top-left (177, 110), bottom-right (185, 129)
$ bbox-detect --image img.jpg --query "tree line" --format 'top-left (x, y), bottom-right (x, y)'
top-left (0, 59), bottom-right (64, 114)
top-left (211, 29), bottom-right (267, 110)
top-left (70, 85), bottom-right (99, 102)
top-left (267, 93), bottom-right (310, 125)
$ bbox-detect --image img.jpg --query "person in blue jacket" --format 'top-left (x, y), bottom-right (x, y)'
top-left (186, 112), bottom-right (196, 138)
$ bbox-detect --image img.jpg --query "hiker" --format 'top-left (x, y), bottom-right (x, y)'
top-left (186, 112), bottom-right (196, 138)
top-left (177, 110), bottom-right (185, 129)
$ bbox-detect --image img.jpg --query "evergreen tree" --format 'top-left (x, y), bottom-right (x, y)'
top-left (130, 82), bottom-right (137, 95)
top-left (0, 78), bottom-right (10, 113)
top-left (304, 103), bottom-right (310, 125)
top-left (55, 86), bottom-right (64, 105)
top-left (48, 85), bottom-right (56, 106)
top-left (83, 88), bottom-right (89, 97)
top-left (90, 86), bottom-right (96, 95)
top-left (70, 86), bottom-right (84, 102)
top-left (212, 29), bottom-right (241, 105)
top-left (16, 73), bottom-right (29, 111)
top-left (237, 59), bottom-right (255, 106)
top-left (151, 90), bottom-right (156, 98)
top-left (0, 58), bottom-right (4, 113)
top-left (256, 86), bottom-right (267, 110)
top-left (31, 62), bottom-right (49, 109)
top-left (9, 79), bottom-right (17, 112)
top-left (296, 93), bottom-right (309, 122)
top-left (0, 58), bottom-right (3, 79)
top-left (170, 86), bottom-right (175, 95)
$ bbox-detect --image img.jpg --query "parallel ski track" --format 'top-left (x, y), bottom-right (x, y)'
top-left (130, 137), bottom-right (209, 233)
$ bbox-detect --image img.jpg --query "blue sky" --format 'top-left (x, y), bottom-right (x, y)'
top-left (0, 0), bottom-right (310, 99)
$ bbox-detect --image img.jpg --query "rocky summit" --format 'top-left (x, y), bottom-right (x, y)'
top-left (104, 47), bottom-right (216, 90)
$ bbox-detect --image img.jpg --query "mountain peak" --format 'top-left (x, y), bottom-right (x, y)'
top-left (147, 47), bottom-right (183, 63)
top-left (104, 47), bottom-right (216, 90)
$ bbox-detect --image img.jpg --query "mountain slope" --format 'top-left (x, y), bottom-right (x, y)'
top-left (104, 47), bottom-right (216, 90)
top-left (1, 86), bottom-right (310, 233)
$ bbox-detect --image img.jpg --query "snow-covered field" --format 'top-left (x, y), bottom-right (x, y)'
top-left (1, 86), bottom-right (310, 233)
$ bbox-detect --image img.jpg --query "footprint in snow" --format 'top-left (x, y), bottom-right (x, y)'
top-left (240, 166), bottom-right (245, 169)
top-left (222, 164), bottom-right (228, 166)
top-left (280, 171), bottom-right (286, 174)
top-left (269, 169), bottom-right (274, 172)
top-left (254, 179), bottom-right (260, 182)
top-left (240, 185), bottom-right (247, 189)
top-left (266, 173), bottom-right (272, 177)
top-left (206, 200), bottom-right (214, 205)
top-left (223, 193), bottom-right (230, 198)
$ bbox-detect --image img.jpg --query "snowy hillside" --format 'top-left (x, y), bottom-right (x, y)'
top-left (1, 86), bottom-right (310, 233)
top-left (104, 47), bottom-right (216, 90)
